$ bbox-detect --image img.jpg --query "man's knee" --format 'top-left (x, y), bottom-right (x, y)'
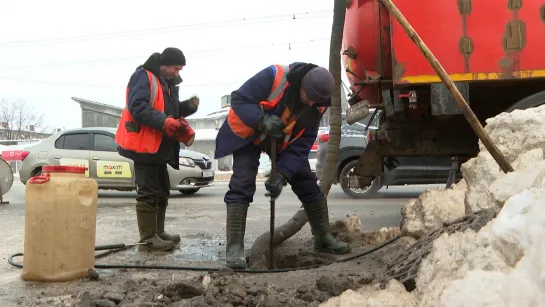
top-left (290, 172), bottom-right (323, 203)
top-left (296, 187), bottom-right (324, 203)
top-left (225, 175), bottom-right (256, 204)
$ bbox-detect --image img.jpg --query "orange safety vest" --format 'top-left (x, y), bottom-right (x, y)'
top-left (227, 64), bottom-right (326, 153)
top-left (115, 69), bottom-right (165, 154)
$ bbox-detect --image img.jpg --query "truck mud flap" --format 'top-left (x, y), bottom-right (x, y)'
top-left (350, 141), bottom-right (383, 188)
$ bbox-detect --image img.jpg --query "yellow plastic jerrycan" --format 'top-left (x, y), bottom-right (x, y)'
top-left (21, 165), bottom-right (98, 282)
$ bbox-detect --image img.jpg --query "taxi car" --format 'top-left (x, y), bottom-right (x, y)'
top-left (19, 127), bottom-right (215, 195)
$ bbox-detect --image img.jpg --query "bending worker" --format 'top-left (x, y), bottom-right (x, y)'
top-left (215, 62), bottom-right (352, 269)
top-left (116, 47), bottom-right (198, 252)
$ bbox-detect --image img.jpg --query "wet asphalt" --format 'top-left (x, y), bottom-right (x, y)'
top-left (0, 179), bottom-right (438, 281)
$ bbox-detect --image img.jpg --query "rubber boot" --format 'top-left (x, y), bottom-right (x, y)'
top-left (136, 201), bottom-right (175, 251)
top-left (225, 203), bottom-right (248, 269)
top-left (157, 202), bottom-right (181, 244)
top-left (302, 196), bottom-right (352, 254)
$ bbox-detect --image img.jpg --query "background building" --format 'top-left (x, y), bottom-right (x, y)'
top-left (73, 97), bottom-right (123, 128)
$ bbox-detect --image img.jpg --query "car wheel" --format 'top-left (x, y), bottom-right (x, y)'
top-left (340, 160), bottom-right (381, 199)
top-left (179, 188), bottom-right (200, 195)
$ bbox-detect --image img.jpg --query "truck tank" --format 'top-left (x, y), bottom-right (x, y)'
top-left (341, 0), bottom-right (545, 187)
top-left (343, 0), bottom-right (545, 107)
top-left (342, 0), bottom-right (392, 107)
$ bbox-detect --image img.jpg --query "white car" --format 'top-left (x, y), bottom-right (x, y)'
top-left (18, 127), bottom-right (215, 195)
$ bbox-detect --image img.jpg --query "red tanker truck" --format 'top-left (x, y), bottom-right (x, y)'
top-left (341, 0), bottom-right (545, 188)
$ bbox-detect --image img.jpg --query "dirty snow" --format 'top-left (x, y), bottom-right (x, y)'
top-left (322, 105), bottom-right (545, 306)
top-left (463, 106), bottom-right (545, 214)
top-left (401, 179), bottom-right (466, 239)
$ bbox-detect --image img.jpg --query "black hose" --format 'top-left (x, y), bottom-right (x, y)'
top-left (7, 235), bottom-right (401, 274)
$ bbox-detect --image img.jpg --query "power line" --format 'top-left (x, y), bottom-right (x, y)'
top-left (0, 75), bottom-right (244, 88)
top-left (0, 11), bottom-right (332, 47)
top-left (0, 38), bottom-right (330, 70)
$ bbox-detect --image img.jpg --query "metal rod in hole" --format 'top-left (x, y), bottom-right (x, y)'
top-left (268, 139), bottom-right (277, 270)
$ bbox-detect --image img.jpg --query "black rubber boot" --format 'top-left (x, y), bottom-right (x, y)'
top-left (136, 201), bottom-right (175, 251)
top-left (225, 203), bottom-right (249, 269)
top-left (157, 202), bottom-right (181, 244)
top-left (302, 196), bottom-right (352, 254)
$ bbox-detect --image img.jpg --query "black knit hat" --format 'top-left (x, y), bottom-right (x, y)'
top-left (301, 67), bottom-right (334, 105)
top-left (159, 47), bottom-right (186, 66)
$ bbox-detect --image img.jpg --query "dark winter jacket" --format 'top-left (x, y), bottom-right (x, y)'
top-left (117, 53), bottom-right (197, 169)
top-left (215, 62), bottom-right (328, 180)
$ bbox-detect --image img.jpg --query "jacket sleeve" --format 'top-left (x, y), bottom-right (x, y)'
top-left (178, 98), bottom-right (198, 118)
top-left (275, 117), bottom-right (321, 180)
top-left (228, 66), bottom-right (275, 132)
top-left (127, 70), bottom-right (167, 131)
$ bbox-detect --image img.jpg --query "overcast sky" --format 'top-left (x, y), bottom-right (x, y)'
top-left (0, 0), bottom-right (342, 132)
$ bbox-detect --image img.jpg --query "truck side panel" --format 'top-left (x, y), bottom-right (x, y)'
top-left (391, 0), bottom-right (545, 84)
top-left (517, 2), bottom-right (545, 71)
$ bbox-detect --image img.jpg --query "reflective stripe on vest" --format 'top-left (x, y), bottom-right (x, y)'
top-left (253, 65), bottom-right (293, 151)
top-left (115, 69), bottom-right (165, 154)
top-left (252, 65), bottom-right (328, 152)
top-left (227, 64), bottom-right (290, 139)
top-left (259, 65), bottom-right (291, 110)
top-left (227, 64), bottom-right (327, 153)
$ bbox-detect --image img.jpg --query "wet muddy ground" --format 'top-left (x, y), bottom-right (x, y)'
top-left (0, 181), bottom-right (432, 306)
top-left (5, 226), bottom-right (413, 307)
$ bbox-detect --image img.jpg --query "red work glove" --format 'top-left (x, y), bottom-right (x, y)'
top-left (163, 117), bottom-right (183, 138)
top-left (175, 118), bottom-right (195, 146)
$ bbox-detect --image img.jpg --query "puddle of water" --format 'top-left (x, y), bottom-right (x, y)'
top-left (169, 238), bottom-right (223, 262)
top-left (94, 236), bottom-right (227, 266)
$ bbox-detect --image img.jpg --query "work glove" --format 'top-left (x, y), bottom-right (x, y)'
top-left (256, 114), bottom-right (285, 140)
top-left (175, 117), bottom-right (196, 146)
top-left (188, 96), bottom-right (199, 111)
top-left (265, 173), bottom-right (287, 200)
top-left (163, 117), bottom-right (183, 138)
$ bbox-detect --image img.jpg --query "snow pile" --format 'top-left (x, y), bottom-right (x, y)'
top-left (414, 221), bottom-right (511, 307)
top-left (321, 280), bottom-right (418, 307)
top-left (440, 189), bottom-right (545, 306)
top-left (463, 105), bottom-right (545, 214)
top-left (320, 106), bottom-right (545, 306)
top-left (402, 106), bottom-right (545, 239)
top-left (401, 179), bottom-right (467, 239)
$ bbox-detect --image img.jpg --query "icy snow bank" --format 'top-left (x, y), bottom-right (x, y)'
top-left (322, 106), bottom-right (545, 306)
top-left (440, 189), bottom-right (545, 306)
top-left (401, 106), bottom-right (545, 240)
top-left (320, 280), bottom-right (418, 307)
top-left (401, 179), bottom-right (466, 239)
top-left (463, 106), bottom-right (545, 214)
top-left (415, 221), bottom-right (511, 307)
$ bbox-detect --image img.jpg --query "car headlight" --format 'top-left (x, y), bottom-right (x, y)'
top-left (179, 157), bottom-right (195, 167)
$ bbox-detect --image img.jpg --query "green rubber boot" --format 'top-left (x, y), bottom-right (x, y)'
top-left (302, 196), bottom-right (352, 254)
top-left (225, 203), bottom-right (249, 269)
top-left (136, 201), bottom-right (175, 252)
top-left (157, 202), bottom-right (181, 244)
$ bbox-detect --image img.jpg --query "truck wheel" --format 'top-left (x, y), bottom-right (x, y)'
top-left (179, 188), bottom-right (200, 195)
top-left (340, 160), bottom-right (381, 199)
top-left (504, 90), bottom-right (545, 112)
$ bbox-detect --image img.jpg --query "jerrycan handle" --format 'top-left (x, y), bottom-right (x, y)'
top-left (29, 173), bottom-right (50, 184)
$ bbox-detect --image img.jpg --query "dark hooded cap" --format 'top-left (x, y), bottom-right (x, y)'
top-left (301, 67), bottom-right (334, 105)
top-left (159, 47), bottom-right (186, 66)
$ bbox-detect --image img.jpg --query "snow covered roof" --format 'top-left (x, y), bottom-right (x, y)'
top-left (187, 108), bottom-right (230, 121)
top-left (194, 129), bottom-right (218, 141)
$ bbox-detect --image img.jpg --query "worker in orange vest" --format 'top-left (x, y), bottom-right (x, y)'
top-left (116, 47), bottom-right (198, 252)
top-left (215, 62), bottom-right (352, 268)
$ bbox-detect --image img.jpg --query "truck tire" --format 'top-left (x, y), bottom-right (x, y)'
top-left (504, 90), bottom-right (545, 113)
top-left (339, 159), bottom-right (381, 199)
